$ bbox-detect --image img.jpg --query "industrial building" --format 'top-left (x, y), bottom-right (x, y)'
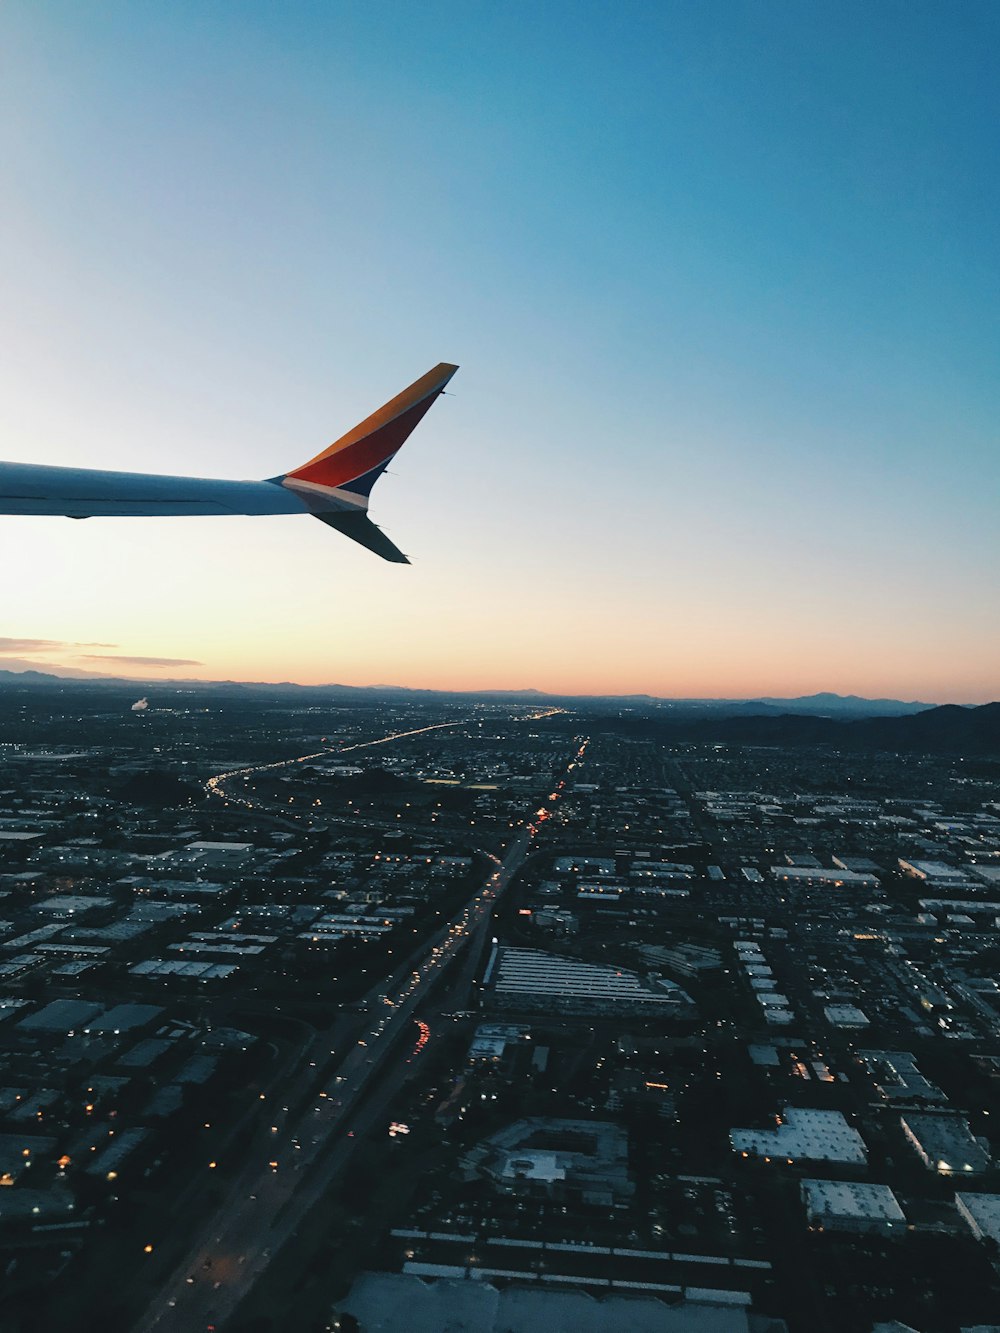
top-left (731, 1108), bottom-right (868, 1166)
top-left (824, 1004), bottom-right (871, 1029)
top-left (770, 867), bottom-right (880, 891)
top-left (473, 1118), bottom-right (633, 1207)
top-left (488, 947), bottom-right (692, 1016)
top-left (800, 1180), bottom-right (906, 1234)
top-left (900, 1113), bottom-right (990, 1175)
top-left (338, 1273), bottom-right (780, 1333)
top-left (955, 1192), bottom-right (1000, 1244)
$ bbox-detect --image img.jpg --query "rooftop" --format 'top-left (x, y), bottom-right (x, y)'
top-left (339, 1273), bottom-right (769, 1333)
top-left (801, 1179), bottom-right (905, 1224)
top-left (955, 1192), bottom-right (1000, 1243)
top-left (732, 1108), bottom-right (868, 1166)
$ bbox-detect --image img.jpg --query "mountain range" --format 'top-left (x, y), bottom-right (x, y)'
top-left (615, 701), bottom-right (1000, 757)
top-left (0, 668), bottom-right (932, 717)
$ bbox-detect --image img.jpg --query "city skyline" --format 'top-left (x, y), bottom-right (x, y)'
top-left (2, 2), bottom-right (997, 704)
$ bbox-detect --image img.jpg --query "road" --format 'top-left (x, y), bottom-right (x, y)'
top-left (205, 719), bottom-right (470, 809)
top-left (205, 709), bottom-right (565, 812)
top-left (131, 834), bottom-right (533, 1332)
top-left (132, 719), bottom-right (580, 1332)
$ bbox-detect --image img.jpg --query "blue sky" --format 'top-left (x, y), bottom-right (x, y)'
top-left (1, 1), bottom-right (997, 700)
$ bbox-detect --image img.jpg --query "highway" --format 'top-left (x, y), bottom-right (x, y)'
top-left (204, 709), bottom-right (565, 811)
top-left (131, 830), bottom-right (533, 1332)
top-left (131, 720), bottom-right (581, 1332)
top-left (204, 719), bottom-right (469, 809)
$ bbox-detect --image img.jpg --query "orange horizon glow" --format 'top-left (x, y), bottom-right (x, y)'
top-left (1, 650), bottom-right (994, 707)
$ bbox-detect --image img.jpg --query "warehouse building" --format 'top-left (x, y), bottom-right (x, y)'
top-left (900, 1113), bottom-right (990, 1175)
top-left (489, 947), bottom-right (692, 1016)
top-left (801, 1179), bottom-right (905, 1234)
top-left (731, 1108), bottom-right (868, 1166)
top-left (955, 1192), bottom-right (1000, 1243)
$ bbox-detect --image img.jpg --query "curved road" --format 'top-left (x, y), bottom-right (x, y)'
top-left (133, 715), bottom-right (576, 1332)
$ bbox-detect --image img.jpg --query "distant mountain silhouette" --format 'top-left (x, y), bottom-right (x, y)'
top-left (751, 691), bottom-right (930, 717)
top-left (0, 667), bottom-right (993, 754)
top-left (615, 703), bottom-right (1000, 756)
top-left (0, 668), bottom-right (936, 717)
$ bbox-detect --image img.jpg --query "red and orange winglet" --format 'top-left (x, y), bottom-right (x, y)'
top-left (283, 362), bottom-right (458, 500)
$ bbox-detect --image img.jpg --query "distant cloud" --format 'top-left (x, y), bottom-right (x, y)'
top-left (0, 637), bottom-right (117, 654)
top-left (0, 658), bottom-right (109, 679)
top-left (0, 640), bottom-right (199, 675)
top-left (82, 654), bottom-right (202, 668)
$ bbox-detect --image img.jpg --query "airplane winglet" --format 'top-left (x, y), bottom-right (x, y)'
top-left (284, 362), bottom-right (458, 499)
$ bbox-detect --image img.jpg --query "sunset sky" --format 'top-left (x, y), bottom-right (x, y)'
top-left (1, 2), bottom-right (997, 703)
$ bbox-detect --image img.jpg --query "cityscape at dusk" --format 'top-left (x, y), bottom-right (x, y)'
top-left (1, 6), bottom-right (998, 1333)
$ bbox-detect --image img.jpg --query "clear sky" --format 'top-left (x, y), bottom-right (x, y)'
top-left (1, 1), bottom-right (997, 702)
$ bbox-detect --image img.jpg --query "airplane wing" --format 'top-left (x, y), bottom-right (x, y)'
top-left (0, 362), bottom-right (458, 562)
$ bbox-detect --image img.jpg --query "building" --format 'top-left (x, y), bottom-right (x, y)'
top-left (0, 1135), bottom-right (58, 1186)
top-left (166, 840), bottom-right (253, 871)
top-left (338, 1273), bottom-right (780, 1333)
top-left (84, 1003), bottom-right (165, 1036)
top-left (824, 1004), bottom-right (870, 1029)
top-left (33, 894), bottom-right (113, 918)
top-left (731, 1108), bottom-right (868, 1166)
top-left (134, 878), bottom-right (230, 901)
top-left (553, 856), bottom-right (614, 876)
top-left (801, 1179), bottom-right (905, 1235)
top-left (467, 1024), bottom-right (527, 1064)
top-left (770, 867), bottom-right (879, 891)
top-left (857, 1051), bottom-right (947, 1105)
top-left (955, 1192), bottom-right (1000, 1243)
top-left (488, 947), bottom-right (692, 1016)
top-left (900, 1113), bottom-right (990, 1176)
top-left (130, 958), bottom-right (238, 982)
top-left (899, 859), bottom-right (971, 887)
top-left (84, 1127), bottom-right (151, 1181)
top-left (0, 1186), bottom-right (76, 1225)
top-left (475, 1118), bottom-right (633, 1207)
top-left (533, 907), bottom-right (578, 935)
top-left (638, 943), bottom-right (723, 978)
top-left (16, 999), bottom-right (103, 1035)
top-left (576, 882), bottom-right (627, 902)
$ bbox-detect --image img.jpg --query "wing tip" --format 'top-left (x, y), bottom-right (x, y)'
top-left (314, 510), bottom-right (411, 563)
top-left (285, 362), bottom-right (458, 492)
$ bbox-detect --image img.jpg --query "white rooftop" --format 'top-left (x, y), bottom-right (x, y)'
top-left (825, 1004), bottom-right (870, 1028)
top-left (732, 1107), bottom-right (867, 1165)
top-left (802, 1178), bottom-right (905, 1224)
top-left (493, 948), bottom-right (688, 1008)
top-left (184, 840), bottom-right (253, 852)
top-left (499, 1150), bottom-right (566, 1184)
top-left (771, 866), bottom-right (879, 885)
top-left (956, 1192), bottom-right (1000, 1243)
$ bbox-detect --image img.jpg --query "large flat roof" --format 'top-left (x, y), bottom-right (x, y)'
top-left (732, 1108), bottom-right (867, 1166)
top-left (492, 948), bottom-right (689, 1008)
top-left (340, 1272), bottom-right (764, 1333)
top-left (956, 1192), bottom-right (1000, 1243)
top-left (17, 999), bottom-right (103, 1032)
top-left (801, 1179), bottom-right (905, 1223)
